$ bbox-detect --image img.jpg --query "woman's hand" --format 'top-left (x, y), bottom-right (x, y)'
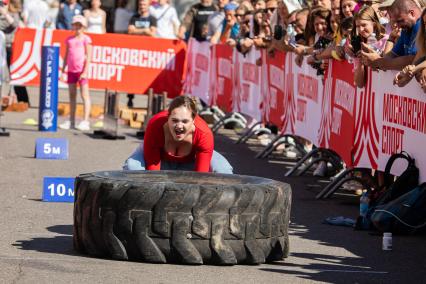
top-left (226, 38), bottom-right (236, 47)
top-left (343, 41), bottom-right (355, 58)
top-left (293, 44), bottom-right (306, 56)
top-left (393, 70), bottom-right (412, 87)
top-left (402, 64), bottom-right (415, 77)
top-left (389, 24), bottom-right (401, 43)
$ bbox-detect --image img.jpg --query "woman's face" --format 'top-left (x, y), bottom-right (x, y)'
top-left (277, 1), bottom-right (288, 20)
top-left (254, 0), bottom-right (265, 10)
top-left (167, 106), bottom-right (194, 142)
top-left (91, 0), bottom-right (101, 9)
top-left (330, 14), bottom-right (339, 33)
top-left (72, 22), bottom-right (84, 31)
top-left (356, 19), bottom-right (374, 39)
top-left (341, 0), bottom-right (356, 18)
top-left (314, 16), bottom-right (327, 36)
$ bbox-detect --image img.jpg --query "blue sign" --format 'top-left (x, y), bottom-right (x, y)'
top-left (39, 46), bottom-right (59, 132)
top-left (43, 177), bottom-right (75, 202)
top-left (35, 138), bottom-right (69, 160)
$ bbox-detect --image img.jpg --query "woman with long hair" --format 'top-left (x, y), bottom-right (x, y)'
top-left (83, 0), bottom-right (106, 34)
top-left (352, 6), bottom-right (388, 87)
top-left (124, 96), bottom-right (233, 173)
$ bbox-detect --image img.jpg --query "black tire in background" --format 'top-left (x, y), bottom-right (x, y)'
top-left (73, 171), bottom-right (292, 265)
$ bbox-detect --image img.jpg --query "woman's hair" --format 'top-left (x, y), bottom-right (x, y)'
top-left (304, 7), bottom-right (332, 46)
top-left (416, 8), bottom-right (426, 56)
top-left (168, 96), bottom-right (198, 119)
top-left (253, 9), bottom-right (264, 36)
top-left (353, 6), bottom-right (385, 40)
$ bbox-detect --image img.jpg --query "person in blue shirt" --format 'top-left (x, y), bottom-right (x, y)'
top-left (360, 0), bottom-right (421, 71)
top-left (56, 0), bottom-right (83, 30)
top-left (210, 2), bottom-right (240, 44)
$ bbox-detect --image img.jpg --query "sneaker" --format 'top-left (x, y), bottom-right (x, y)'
top-left (313, 161), bottom-right (328, 177)
top-left (76, 120), bottom-right (90, 131)
top-left (59, 120), bottom-right (71, 130)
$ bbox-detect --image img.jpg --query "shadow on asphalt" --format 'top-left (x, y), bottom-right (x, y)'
top-left (12, 236), bottom-right (76, 256)
top-left (214, 132), bottom-right (426, 283)
top-left (12, 225), bottom-right (75, 256)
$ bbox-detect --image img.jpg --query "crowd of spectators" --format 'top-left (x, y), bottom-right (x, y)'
top-left (178, 0), bottom-right (426, 91)
top-left (2, 0), bottom-right (426, 105)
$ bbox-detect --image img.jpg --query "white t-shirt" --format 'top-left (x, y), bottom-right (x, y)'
top-left (149, 4), bottom-right (180, 39)
top-left (23, 0), bottom-right (49, 28)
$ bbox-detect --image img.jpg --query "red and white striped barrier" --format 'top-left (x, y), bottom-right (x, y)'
top-left (184, 39), bottom-right (426, 182)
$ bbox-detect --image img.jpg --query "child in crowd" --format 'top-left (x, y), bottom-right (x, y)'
top-left (59, 15), bottom-right (92, 131)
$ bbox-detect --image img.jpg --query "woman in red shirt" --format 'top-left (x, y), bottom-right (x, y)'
top-left (124, 96), bottom-right (233, 173)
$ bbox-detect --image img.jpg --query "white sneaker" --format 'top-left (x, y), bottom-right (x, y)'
top-left (76, 120), bottom-right (90, 131)
top-left (59, 120), bottom-right (71, 130)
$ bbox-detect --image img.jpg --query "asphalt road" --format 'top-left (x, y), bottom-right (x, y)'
top-left (0, 88), bottom-right (424, 283)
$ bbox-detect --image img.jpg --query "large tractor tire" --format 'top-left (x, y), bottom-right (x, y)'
top-left (73, 171), bottom-right (292, 265)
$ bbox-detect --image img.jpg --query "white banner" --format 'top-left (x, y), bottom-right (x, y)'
top-left (354, 69), bottom-right (426, 181)
top-left (232, 48), bottom-right (262, 121)
top-left (183, 38), bottom-right (211, 103)
top-left (293, 56), bottom-right (323, 145)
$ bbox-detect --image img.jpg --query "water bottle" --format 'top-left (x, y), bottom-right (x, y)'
top-left (367, 33), bottom-right (380, 53)
top-left (359, 190), bottom-right (369, 218)
top-left (382, 232), bottom-right (393, 251)
top-left (287, 24), bottom-right (296, 47)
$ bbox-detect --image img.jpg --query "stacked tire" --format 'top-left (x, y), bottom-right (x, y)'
top-left (73, 171), bottom-right (292, 265)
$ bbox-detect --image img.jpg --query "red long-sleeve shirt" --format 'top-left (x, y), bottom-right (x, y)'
top-left (143, 111), bottom-right (214, 172)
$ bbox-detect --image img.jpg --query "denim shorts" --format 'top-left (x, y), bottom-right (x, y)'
top-left (123, 144), bottom-right (233, 174)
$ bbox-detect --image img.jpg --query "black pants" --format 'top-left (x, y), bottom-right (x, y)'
top-left (6, 47), bottom-right (29, 103)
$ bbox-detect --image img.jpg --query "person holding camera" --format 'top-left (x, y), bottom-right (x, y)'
top-left (293, 8), bottom-right (333, 71)
top-left (360, 0), bottom-right (421, 71)
top-left (350, 6), bottom-right (388, 88)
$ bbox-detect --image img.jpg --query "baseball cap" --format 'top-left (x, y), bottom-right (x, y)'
top-left (224, 2), bottom-right (238, 11)
top-left (72, 15), bottom-right (87, 27)
top-left (378, 0), bottom-right (395, 9)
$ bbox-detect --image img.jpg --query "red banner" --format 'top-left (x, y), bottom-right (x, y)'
top-left (262, 50), bottom-right (286, 127)
top-left (210, 44), bottom-right (233, 112)
top-left (320, 60), bottom-right (357, 166)
top-left (11, 28), bottom-right (187, 96)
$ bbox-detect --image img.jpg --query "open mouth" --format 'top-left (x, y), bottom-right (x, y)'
top-left (175, 128), bottom-right (185, 136)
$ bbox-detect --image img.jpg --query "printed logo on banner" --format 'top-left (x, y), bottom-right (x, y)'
top-left (43, 177), bottom-right (75, 202)
top-left (353, 69), bottom-right (380, 168)
top-left (318, 63), bottom-right (333, 147)
top-left (11, 28), bottom-right (186, 96)
top-left (281, 53), bottom-right (296, 133)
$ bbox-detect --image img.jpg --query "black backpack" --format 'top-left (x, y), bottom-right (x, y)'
top-left (374, 151), bottom-right (419, 206)
top-left (371, 183), bottom-right (426, 234)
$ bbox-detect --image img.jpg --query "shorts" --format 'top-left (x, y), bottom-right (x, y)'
top-left (67, 72), bottom-right (88, 85)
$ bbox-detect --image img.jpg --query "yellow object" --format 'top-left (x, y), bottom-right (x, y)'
top-left (23, 118), bottom-right (38, 126)
top-left (93, 121), bottom-right (104, 128)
